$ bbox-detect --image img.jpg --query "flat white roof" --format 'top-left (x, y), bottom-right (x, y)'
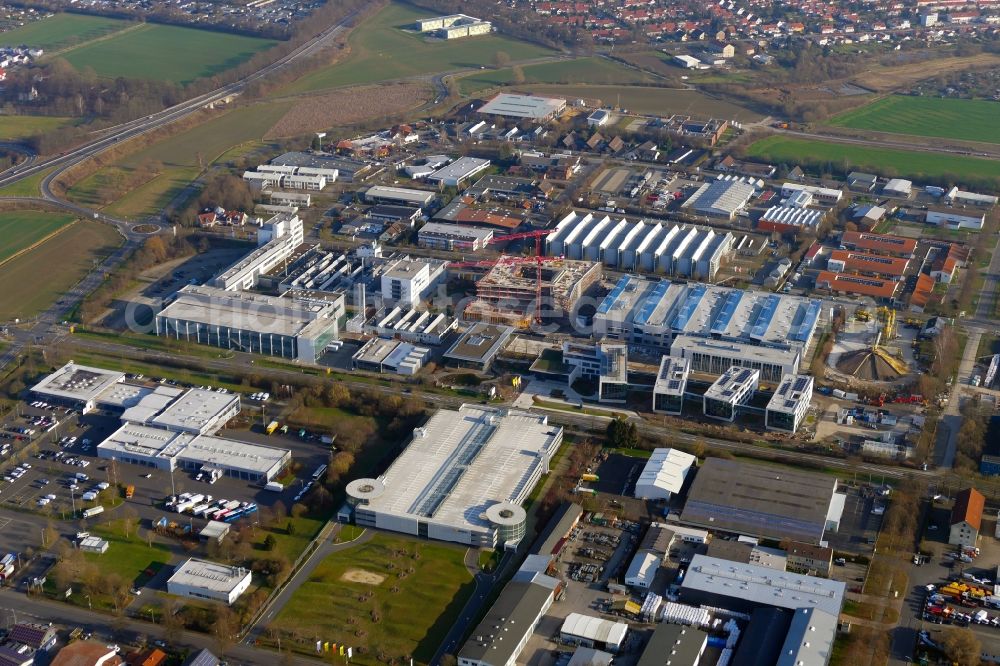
top-left (427, 156), bottom-right (490, 183)
top-left (167, 558), bottom-right (250, 594)
top-left (682, 179), bottom-right (755, 216)
top-left (158, 285), bottom-right (336, 340)
top-left (561, 613), bottom-right (628, 647)
top-left (479, 93), bottom-right (566, 119)
top-left (682, 554), bottom-right (845, 616)
top-left (353, 405), bottom-right (562, 533)
top-left (636, 448), bottom-right (696, 495)
top-left (120, 386), bottom-right (183, 424)
top-left (95, 382), bottom-right (155, 409)
top-left (626, 551), bottom-right (661, 584)
top-left (98, 423), bottom-right (288, 476)
top-left (32, 362), bottom-right (125, 404)
top-left (150, 389), bottom-right (239, 433)
top-left (365, 185), bottom-right (436, 205)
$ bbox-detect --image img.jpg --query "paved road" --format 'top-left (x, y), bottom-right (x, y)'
top-left (243, 524), bottom-right (371, 643)
top-left (0, 587), bottom-right (325, 665)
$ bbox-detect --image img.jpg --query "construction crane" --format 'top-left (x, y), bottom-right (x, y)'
top-left (872, 307), bottom-right (908, 376)
top-left (449, 229), bottom-right (554, 325)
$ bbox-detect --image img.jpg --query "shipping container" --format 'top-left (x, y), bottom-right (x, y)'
top-left (82, 506), bottom-right (104, 518)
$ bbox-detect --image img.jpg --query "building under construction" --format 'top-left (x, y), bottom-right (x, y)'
top-left (836, 307), bottom-right (909, 381)
top-left (463, 258), bottom-right (601, 327)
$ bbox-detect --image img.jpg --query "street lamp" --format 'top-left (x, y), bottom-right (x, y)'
top-left (85, 595), bottom-right (92, 610)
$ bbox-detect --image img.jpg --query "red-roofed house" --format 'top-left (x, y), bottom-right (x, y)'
top-left (51, 642), bottom-right (122, 666)
top-left (950, 487), bottom-right (985, 548)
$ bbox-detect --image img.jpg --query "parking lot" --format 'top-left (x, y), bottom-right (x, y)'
top-left (0, 386), bottom-right (333, 549)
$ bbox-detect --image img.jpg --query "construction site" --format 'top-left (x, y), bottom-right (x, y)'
top-left (828, 307), bottom-right (916, 385)
top-left (460, 257), bottom-right (602, 328)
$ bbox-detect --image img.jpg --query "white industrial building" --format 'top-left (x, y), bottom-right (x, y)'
top-left (98, 422), bottom-right (289, 482)
top-left (780, 183), bottom-right (843, 205)
top-left (347, 405), bottom-right (563, 547)
top-left (418, 222), bottom-right (494, 251)
top-left (166, 558), bottom-right (252, 605)
top-left (634, 448), bottom-right (696, 501)
top-left (593, 276), bottom-right (821, 379)
top-left (351, 337), bottom-right (431, 375)
top-left (416, 14), bottom-right (491, 38)
top-left (210, 213), bottom-right (303, 291)
top-left (624, 551), bottom-right (661, 589)
top-left (560, 614), bottom-right (628, 653)
top-left (365, 185), bottom-right (436, 207)
top-left (546, 212), bottom-right (733, 281)
top-left (882, 178), bottom-right (913, 198)
top-left (155, 285), bottom-right (341, 363)
top-left (926, 207), bottom-right (986, 231)
top-left (243, 166), bottom-right (335, 191)
top-left (681, 179), bottom-right (756, 219)
top-left (31, 363), bottom-right (126, 414)
top-left (364, 305), bottom-right (457, 345)
top-left (703, 366), bottom-right (760, 422)
top-left (652, 356), bottom-right (689, 414)
top-left (379, 255), bottom-right (447, 306)
top-left (765, 373), bottom-right (813, 434)
top-left (478, 93), bottom-right (567, 121)
top-left (944, 187), bottom-right (998, 207)
top-left (426, 157), bottom-right (492, 187)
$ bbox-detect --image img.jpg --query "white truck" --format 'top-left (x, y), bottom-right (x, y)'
top-left (265, 481), bottom-right (284, 492)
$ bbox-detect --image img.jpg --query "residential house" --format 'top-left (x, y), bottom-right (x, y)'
top-left (125, 650), bottom-right (167, 666)
top-left (6, 624), bottom-right (57, 653)
top-left (50, 642), bottom-right (123, 666)
top-left (949, 487), bottom-right (985, 548)
top-left (783, 541), bottom-right (833, 577)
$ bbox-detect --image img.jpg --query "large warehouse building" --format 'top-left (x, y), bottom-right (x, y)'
top-left (346, 405), bottom-right (563, 547)
top-left (155, 285), bottom-right (341, 363)
top-left (167, 558), bottom-right (252, 605)
top-left (680, 458), bottom-right (845, 544)
top-left (29, 362), bottom-right (292, 482)
top-left (478, 93), bottom-right (567, 121)
top-left (546, 212), bottom-right (733, 281)
top-left (593, 276), bottom-right (822, 377)
top-left (681, 179), bottom-right (756, 219)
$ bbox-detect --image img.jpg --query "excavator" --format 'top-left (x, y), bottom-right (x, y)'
top-left (872, 307), bottom-right (908, 376)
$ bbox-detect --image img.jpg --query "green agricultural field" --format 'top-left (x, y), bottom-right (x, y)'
top-left (0, 115), bottom-right (74, 140)
top-left (0, 211), bottom-right (76, 264)
top-left (746, 135), bottom-right (1000, 185)
top-left (286, 2), bottom-right (553, 93)
top-left (458, 56), bottom-right (652, 94)
top-left (270, 533), bottom-right (474, 664)
top-left (829, 95), bottom-right (1000, 144)
top-left (61, 23), bottom-right (276, 84)
top-left (0, 220), bottom-right (122, 319)
top-left (0, 13), bottom-right (129, 51)
top-left (519, 83), bottom-right (763, 122)
top-left (123, 102), bottom-right (291, 168)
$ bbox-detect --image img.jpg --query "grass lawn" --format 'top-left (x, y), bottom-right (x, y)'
top-left (0, 13), bottom-right (129, 51)
top-left (0, 221), bottom-right (122, 320)
top-left (829, 95), bottom-right (1000, 144)
top-left (0, 211), bottom-right (76, 264)
top-left (61, 23), bottom-right (276, 84)
top-left (86, 521), bottom-right (172, 584)
top-left (0, 166), bottom-right (54, 197)
top-left (0, 115), bottom-right (74, 140)
top-left (270, 533), bottom-right (474, 665)
top-left (458, 57), bottom-right (651, 94)
top-left (103, 167), bottom-right (201, 219)
top-left (122, 103), bottom-right (291, 168)
top-left (285, 1), bottom-right (553, 93)
top-left (746, 135), bottom-right (1000, 184)
top-left (254, 515), bottom-right (325, 564)
top-left (517, 83), bottom-right (762, 122)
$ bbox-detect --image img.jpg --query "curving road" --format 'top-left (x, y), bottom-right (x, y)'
top-left (0, 8), bottom-right (364, 373)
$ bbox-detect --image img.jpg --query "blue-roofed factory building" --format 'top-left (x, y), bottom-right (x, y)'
top-left (593, 276), bottom-right (823, 380)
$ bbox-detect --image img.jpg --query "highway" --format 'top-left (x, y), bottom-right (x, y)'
top-left (0, 8), bottom-right (363, 377)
